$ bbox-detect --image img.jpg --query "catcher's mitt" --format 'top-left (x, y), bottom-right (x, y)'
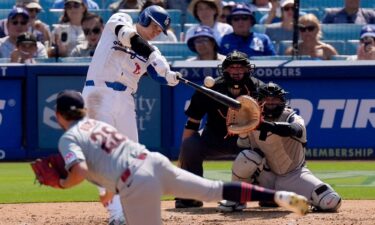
top-left (30, 153), bottom-right (68, 188)
top-left (226, 95), bottom-right (261, 135)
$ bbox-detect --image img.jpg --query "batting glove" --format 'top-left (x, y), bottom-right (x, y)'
top-left (148, 51), bottom-right (170, 77)
top-left (165, 71), bottom-right (180, 86)
top-left (117, 25), bottom-right (136, 48)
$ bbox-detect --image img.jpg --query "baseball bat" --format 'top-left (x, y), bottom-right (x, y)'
top-left (177, 76), bottom-right (241, 110)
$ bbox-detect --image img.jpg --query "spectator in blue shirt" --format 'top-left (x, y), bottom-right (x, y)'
top-left (322, 0), bottom-right (375, 24)
top-left (52, 0), bottom-right (99, 10)
top-left (220, 4), bottom-right (276, 57)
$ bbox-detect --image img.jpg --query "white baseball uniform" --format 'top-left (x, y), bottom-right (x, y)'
top-left (81, 12), bottom-right (165, 221)
top-left (59, 118), bottom-right (224, 225)
top-left (82, 12), bottom-right (164, 142)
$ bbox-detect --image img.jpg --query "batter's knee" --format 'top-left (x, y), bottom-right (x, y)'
top-left (311, 183), bottom-right (342, 212)
top-left (232, 148), bottom-right (265, 182)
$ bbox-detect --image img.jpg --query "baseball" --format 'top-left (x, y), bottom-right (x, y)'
top-left (204, 76), bottom-right (215, 88)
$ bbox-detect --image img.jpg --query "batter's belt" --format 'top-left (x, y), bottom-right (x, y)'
top-left (85, 80), bottom-right (135, 94)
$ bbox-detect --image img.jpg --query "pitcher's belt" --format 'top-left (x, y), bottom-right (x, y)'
top-left (116, 153), bottom-right (148, 193)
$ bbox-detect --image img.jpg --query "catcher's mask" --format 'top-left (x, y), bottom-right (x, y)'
top-left (218, 50), bottom-right (255, 89)
top-left (258, 82), bottom-right (288, 119)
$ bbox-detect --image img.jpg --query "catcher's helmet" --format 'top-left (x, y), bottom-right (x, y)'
top-left (258, 82), bottom-right (288, 119)
top-left (218, 50), bottom-right (255, 89)
top-left (138, 5), bottom-right (171, 35)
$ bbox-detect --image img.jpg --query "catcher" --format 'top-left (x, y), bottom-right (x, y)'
top-left (31, 90), bottom-right (309, 225)
top-left (219, 82), bottom-right (342, 212)
top-left (176, 50), bottom-right (264, 208)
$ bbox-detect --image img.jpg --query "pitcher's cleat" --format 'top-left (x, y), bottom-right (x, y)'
top-left (218, 200), bottom-right (247, 212)
top-left (274, 191), bottom-right (309, 216)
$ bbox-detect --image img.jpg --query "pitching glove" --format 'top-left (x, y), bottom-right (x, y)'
top-left (165, 71), bottom-right (180, 86)
top-left (30, 153), bottom-right (68, 189)
top-left (148, 51), bottom-right (170, 77)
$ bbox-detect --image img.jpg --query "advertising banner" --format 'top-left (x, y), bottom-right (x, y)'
top-left (36, 75), bottom-right (162, 153)
top-left (37, 76), bottom-right (86, 150)
top-left (0, 80), bottom-right (24, 160)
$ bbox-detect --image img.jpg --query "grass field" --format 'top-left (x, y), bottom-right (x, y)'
top-left (1, 160), bottom-right (375, 203)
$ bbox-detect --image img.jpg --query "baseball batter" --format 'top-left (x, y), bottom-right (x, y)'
top-left (219, 82), bottom-right (342, 212)
top-left (54, 90), bottom-right (309, 225)
top-left (81, 6), bottom-right (179, 223)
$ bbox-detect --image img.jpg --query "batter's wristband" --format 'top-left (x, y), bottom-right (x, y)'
top-left (185, 120), bottom-right (200, 131)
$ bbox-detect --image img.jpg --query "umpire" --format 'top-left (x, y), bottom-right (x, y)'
top-left (176, 51), bottom-right (264, 208)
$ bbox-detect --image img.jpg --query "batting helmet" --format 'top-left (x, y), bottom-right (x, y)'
top-left (218, 50), bottom-right (255, 89)
top-left (257, 82), bottom-right (288, 119)
top-left (138, 5), bottom-right (171, 35)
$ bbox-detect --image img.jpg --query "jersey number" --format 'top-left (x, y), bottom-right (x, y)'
top-left (90, 126), bottom-right (126, 153)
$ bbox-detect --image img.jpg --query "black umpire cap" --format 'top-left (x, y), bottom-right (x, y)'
top-left (56, 90), bottom-right (84, 112)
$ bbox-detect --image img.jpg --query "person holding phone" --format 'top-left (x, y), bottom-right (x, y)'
top-left (49, 0), bottom-right (87, 57)
top-left (347, 24), bottom-right (375, 60)
top-left (0, 8), bottom-right (47, 59)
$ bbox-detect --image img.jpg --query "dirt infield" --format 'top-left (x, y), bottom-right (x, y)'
top-left (0, 200), bottom-right (373, 225)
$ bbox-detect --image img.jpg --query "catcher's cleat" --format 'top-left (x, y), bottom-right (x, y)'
top-left (108, 216), bottom-right (126, 225)
top-left (274, 191), bottom-right (309, 216)
top-left (218, 200), bottom-right (247, 212)
top-left (175, 199), bottom-right (203, 208)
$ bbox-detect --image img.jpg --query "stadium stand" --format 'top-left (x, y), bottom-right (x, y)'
top-left (152, 42), bottom-right (195, 61)
top-left (321, 24), bottom-right (363, 41)
top-left (300, 0), bottom-right (375, 9)
top-left (345, 40), bottom-right (360, 56)
top-left (185, 13), bottom-right (198, 24)
top-left (0, 9), bottom-right (12, 20)
top-left (0, 1), bottom-right (14, 9)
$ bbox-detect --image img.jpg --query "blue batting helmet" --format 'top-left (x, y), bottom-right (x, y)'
top-left (138, 5), bottom-right (171, 35)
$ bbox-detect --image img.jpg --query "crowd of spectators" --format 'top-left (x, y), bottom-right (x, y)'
top-left (0, 0), bottom-right (375, 63)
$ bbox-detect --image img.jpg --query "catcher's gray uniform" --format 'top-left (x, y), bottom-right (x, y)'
top-left (58, 117), bottom-right (224, 225)
top-left (233, 107), bottom-right (342, 211)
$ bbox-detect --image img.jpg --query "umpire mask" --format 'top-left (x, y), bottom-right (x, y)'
top-left (218, 51), bottom-right (255, 89)
top-left (258, 82), bottom-right (288, 119)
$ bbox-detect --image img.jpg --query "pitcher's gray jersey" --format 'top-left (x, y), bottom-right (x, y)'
top-left (248, 108), bottom-right (307, 175)
top-left (58, 117), bottom-right (148, 193)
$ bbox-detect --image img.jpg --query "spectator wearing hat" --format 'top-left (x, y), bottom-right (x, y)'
top-left (109, 0), bottom-right (144, 13)
top-left (265, 0), bottom-right (297, 44)
top-left (348, 25), bottom-right (375, 60)
top-left (16, 0), bottom-right (51, 46)
top-left (10, 32), bottom-right (39, 63)
top-left (184, 0), bottom-right (233, 45)
top-left (0, 7), bottom-right (47, 59)
top-left (49, 0), bottom-right (88, 57)
top-left (52, 0), bottom-right (99, 10)
top-left (220, 4), bottom-right (276, 57)
top-left (249, 0), bottom-right (272, 11)
top-left (186, 25), bottom-right (225, 61)
top-left (70, 13), bottom-right (104, 57)
top-left (322, 0), bottom-right (375, 24)
top-left (218, 1), bottom-right (236, 24)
